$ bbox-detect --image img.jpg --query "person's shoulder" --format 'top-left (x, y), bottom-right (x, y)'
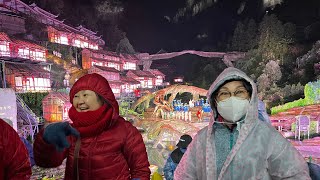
top-left (256, 120), bottom-right (275, 131)
top-left (254, 120), bottom-right (284, 138)
top-left (0, 119), bottom-right (20, 144)
top-left (0, 118), bottom-right (8, 126)
top-left (194, 126), bottom-right (209, 141)
top-left (119, 117), bottom-right (141, 133)
top-left (121, 118), bottom-right (135, 127)
top-left (112, 116), bottom-right (130, 127)
top-left (198, 126), bottom-right (208, 135)
top-left (0, 119), bottom-right (15, 134)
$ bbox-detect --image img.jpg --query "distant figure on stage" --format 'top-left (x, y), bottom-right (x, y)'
top-left (196, 109), bottom-right (204, 122)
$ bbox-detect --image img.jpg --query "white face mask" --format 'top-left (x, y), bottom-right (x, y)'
top-left (217, 96), bottom-right (250, 123)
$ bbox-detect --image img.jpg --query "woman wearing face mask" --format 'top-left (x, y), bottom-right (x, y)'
top-left (174, 67), bottom-right (311, 180)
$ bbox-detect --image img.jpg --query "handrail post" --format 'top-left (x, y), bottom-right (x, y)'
top-left (1, 60), bottom-right (6, 88)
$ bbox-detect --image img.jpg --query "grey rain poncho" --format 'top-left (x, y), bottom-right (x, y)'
top-left (174, 67), bottom-right (311, 180)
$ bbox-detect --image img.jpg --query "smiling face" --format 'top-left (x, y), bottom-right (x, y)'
top-left (73, 90), bottom-right (103, 112)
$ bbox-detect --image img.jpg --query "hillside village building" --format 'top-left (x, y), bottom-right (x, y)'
top-left (0, 0), bottom-right (165, 96)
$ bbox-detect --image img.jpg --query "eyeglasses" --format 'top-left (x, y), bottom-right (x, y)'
top-left (216, 88), bottom-right (249, 101)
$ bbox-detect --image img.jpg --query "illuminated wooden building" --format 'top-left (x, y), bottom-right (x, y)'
top-left (126, 70), bottom-right (156, 88)
top-left (1, 0), bottom-right (104, 49)
top-left (120, 54), bottom-right (138, 71)
top-left (10, 38), bottom-right (47, 62)
top-left (42, 92), bottom-right (71, 122)
top-left (0, 32), bottom-right (50, 92)
top-left (0, 32), bottom-right (47, 61)
top-left (0, 10), bottom-right (26, 35)
top-left (120, 76), bottom-right (140, 94)
top-left (148, 69), bottom-right (165, 86)
top-left (82, 49), bottom-right (122, 70)
top-left (47, 26), bottom-right (101, 50)
top-left (88, 65), bottom-right (122, 98)
top-left (31, 3), bottom-right (104, 49)
top-left (5, 63), bottom-right (51, 92)
top-left (0, 32), bottom-right (11, 57)
top-left (82, 49), bottom-right (140, 71)
top-left (174, 76), bottom-right (184, 83)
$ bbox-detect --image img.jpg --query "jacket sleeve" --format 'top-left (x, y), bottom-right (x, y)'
top-left (163, 156), bottom-right (175, 180)
top-left (3, 122), bottom-right (31, 180)
top-left (123, 122), bottom-right (151, 180)
top-left (174, 135), bottom-right (198, 180)
top-left (33, 128), bottom-right (67, 168)
top-left (268, 132), bottom-right (311, 179)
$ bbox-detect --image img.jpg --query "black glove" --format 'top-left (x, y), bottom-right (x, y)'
top-left (43, 122), bottom-right (80, 152)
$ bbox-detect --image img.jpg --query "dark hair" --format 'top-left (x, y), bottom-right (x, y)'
top-left (96, 93), bottom-right (109, 105)
top-left (211, 79), bottom-right (252, 102)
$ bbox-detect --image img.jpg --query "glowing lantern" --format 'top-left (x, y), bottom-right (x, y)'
top-left (42, 92), bottom-right (71, 122)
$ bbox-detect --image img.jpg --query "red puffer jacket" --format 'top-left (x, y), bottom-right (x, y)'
top-left (0, 119), bottom-right (31, 180)
top-left (34, 118), bottom-right (150, 180)
top-left (34, 73), bottom-right (150, 180)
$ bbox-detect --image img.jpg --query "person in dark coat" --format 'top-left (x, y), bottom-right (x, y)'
top-left (163, 134), bottom-right (192, 180)
top-left (34, 73), bottom-right (151, 180)
top-left (20, 137), bottom-right (35, 167)
top-left (308, 162), bottom-right (320, 180)
top-left (0, 119), bottom-right (31, 179)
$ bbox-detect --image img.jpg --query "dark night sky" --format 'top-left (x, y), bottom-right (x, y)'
top-left (122, 0), bottom-right (255, 53)
top-left (27, 0), bottom-right (320, 53)
top-left (120, 0), bottom-right (320, 53)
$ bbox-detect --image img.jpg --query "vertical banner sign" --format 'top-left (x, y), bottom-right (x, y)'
top-left (0, 88), bottom-right (17, 131)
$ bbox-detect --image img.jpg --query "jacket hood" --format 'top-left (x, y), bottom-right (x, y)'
top-left (69, 73), bottom-right (120, 121)
top-left (206, 67), bottom-right (259, 132)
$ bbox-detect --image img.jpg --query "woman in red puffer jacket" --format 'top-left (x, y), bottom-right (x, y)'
top-left (34, 73), bottom-right (150, 180)
top-left (0, 119), bottom-right (31, 180)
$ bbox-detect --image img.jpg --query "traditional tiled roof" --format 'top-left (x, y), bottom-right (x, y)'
top-left (120, 54), bottom-right (139, 62)
top-left (0, 32), bottom-right (12, 42)
top-left (76, 25), bottom-right (97, 36)
top-left (148, 69), bottom-right (165, 77)
top-left (3, 1), bottom-right (105, 45)
top-left (128, 70), bottom-right (155, 78)
top-left (120, 76), bottom-right (140, 84)
top-left (48, 25), bottom-right (75, 33)
top-left (85, 49), bottom-right (139, 62)
top-left (108, 80), bottom-right (123, 85)
top-left (90, 49), bottom-right (121, 57)
top-left (93, 65), bottom-right (120, 73)
top-left (43, 92), bottom-right (69, 102)
top-left (6, 63), bottom-right (50, 76)
top-left (91, 57), bottom-right (122, 64)
top-left (12, 39), bottom-right (46, 50)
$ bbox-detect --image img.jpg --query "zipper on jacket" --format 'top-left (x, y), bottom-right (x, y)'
top-left (230, 132), bottom-right (234, 180)
top-left (230, 132), bottom-right (234, 150)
